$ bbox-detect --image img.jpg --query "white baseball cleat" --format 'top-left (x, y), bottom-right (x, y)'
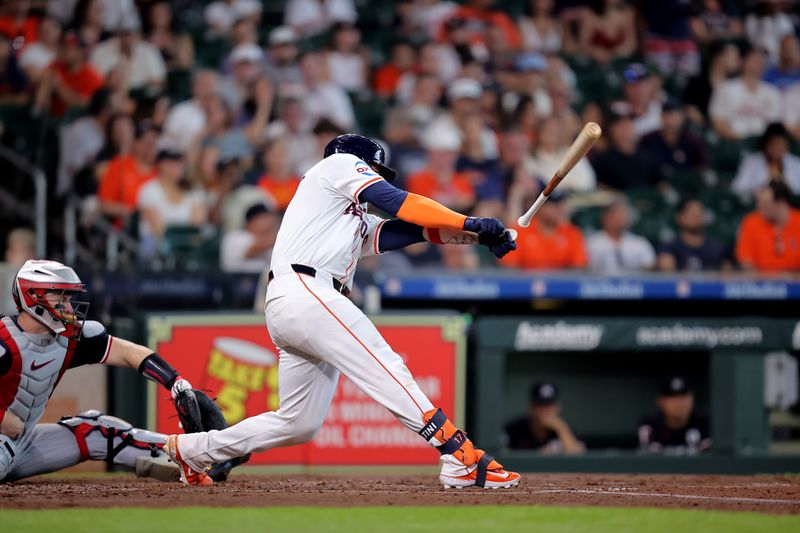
top-left (439, 453), bottom-right (522, 489)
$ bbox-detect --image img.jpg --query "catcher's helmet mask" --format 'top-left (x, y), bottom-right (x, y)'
top-left (12, 260), bottom-right (89, 339)
top-left (324, 133), bottom-right (397, 183)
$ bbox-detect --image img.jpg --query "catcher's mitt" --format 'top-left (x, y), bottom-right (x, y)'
top-left (173, 388), bottom-right (226, 433)
top-left (172, 389), bottom-right (251, 482)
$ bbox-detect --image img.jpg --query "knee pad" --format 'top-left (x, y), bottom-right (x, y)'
top-left (0, 434), bottom-right (17, 481)
top-left (58, 410), bottom-right (167, 463)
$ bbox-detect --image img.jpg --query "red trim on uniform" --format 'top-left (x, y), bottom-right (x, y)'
top-left (100, 336), bottom-right (114, 364)
top-left (427, 228), bottom-right (444, 245)
top-left (0, 323), bottom-right (23, 416)
top-left (295, 273), bottom-right (424, 414)
top-left (373, 219), bottom-right (388, 255)
top-left (0, 409), bottom-right (5, 425)
top-left (354, 177), bottom-right (383, 203)
top-left (70, 422), bottom-right (93, 461)
top-left (53, 338), bottom-right (78, 392)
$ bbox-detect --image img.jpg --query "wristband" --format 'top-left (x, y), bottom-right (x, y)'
top-left (138, 353), bottom-right (180, 390)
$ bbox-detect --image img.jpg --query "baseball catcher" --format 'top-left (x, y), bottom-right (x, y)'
top-left (0, 260), bottom-right (243, 484)
top-left (164, 134), bottom-right (520, 489)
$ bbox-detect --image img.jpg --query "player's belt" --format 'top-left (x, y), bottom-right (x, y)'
top-left (268, 264), bottom-right (351, 297)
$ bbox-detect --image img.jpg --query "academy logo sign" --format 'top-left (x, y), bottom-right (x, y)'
top-left (514, 321), bottom-right (604, 351)
top-left (635, 325), bottom-right (763, 348)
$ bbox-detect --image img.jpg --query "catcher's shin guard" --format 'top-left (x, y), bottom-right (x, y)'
top-left (419, 408), bottom-right (521, 489)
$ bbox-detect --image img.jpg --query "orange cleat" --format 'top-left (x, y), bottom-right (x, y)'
top-left (163, 434), bottom-right (213, 487)
top-left (421, 408), bottom-right (521, 489)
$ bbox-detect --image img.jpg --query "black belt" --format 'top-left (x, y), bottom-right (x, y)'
top-left (268, 264), bottom-right (350, 297)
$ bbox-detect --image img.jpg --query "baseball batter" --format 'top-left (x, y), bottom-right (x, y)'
top-left (0, 260), bottom-right (236, 484)
top-left (167, 134), bottom-right (520, 489)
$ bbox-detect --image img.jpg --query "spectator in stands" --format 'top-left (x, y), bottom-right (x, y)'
top-left (4, 227), bottom-right (35, 266)
top-left (296, 118), bottom-right (345, 178)
top-left (142, 0), bottom-right (194, 71)
top-left (395, 0), bottom-right (457, 40)
top-left (90, 16), bottom-right (166, 92)
top-left (264, 26), bottom-right (303, 90)
top-left (257, 138), bottom-right (300, 212)
top-left (622, 63), bottom-right (662, 138)
top-left (519, 0), bottom-right (562, 55)
top-left (639, 0), bottom-right (700, 81)
top-left (285, 0), bottom-right (357, 38)
top-left (220, 203), bottom-right (278, 273)
top-left (299, 51), bottom-right (355, 131)
top-left (683, 40), bottom-right (741, 123)
top-left (658, 197), bottom-right (731, 272)
top-left (163, 70), bottom-right (219, 153)
top-left (97, 112), bottom-right (135, 167)
top-left (381, 107), bottom-right (426, 187)
top-left (528, 116), bottom-right (596, 193)
top-left (745, 0), bottom-right (794, 65)
top-left (440, 244), bottom-right (480, 271)
top-left (587, 197), bottom-right (657, 274)
top-left (219, 18), bottom-right (262, 75)
top-left (709, 45), bottom-right (781, 141)
top-left (591, 109), bottom-right (664, 191)
top-left (97, 120), bottom-right (158, 226)
top-left (204, 0), bottom-right (262, 38)
top-left (407, 124), bottom-right (474, 211)
top-left (763, 35), bottom-right (800, 92)
top-left (577, 0), bottom-right (636, 65)
top-left (431, 78), bottom-right (498, 159)
top-left (219, 43), bottom-right (264, 115)
top-left (504, 382), bottom-right (585, 454)
top-left (638, 376), bottom-right (710, 454)
top-left (19, 16), bottom-right (61, 83)
top-left (325, 22), bottom-right (368, 92)
top-left (137, 149), bottom-right (207, 256)
top-left (457, 113), bottom-right (504, 213)
top-left (69, 0), bottom-right (109, 50)
top-left (0, 0), bottom-right (39, 50)
top-left (547, 76), bottom-right (581, 141)
top-left (689, 0), bottom-right (743, 45)
top-left (733, 123), bottom-right (800, 197)
top-left (266, 97), bottom-right (318, 176)
top-left (56, 88), bottom-right (113, 197)
top-left (513, 52), bottom-right (551, 120)
top-left (502, 187), bottom-right (587, 270)
top-left (373, 41), bottom-right (416, 99)
top-left (208, 156), bottom-right (275, 233)
top-left (198, 95), bottom-right (256, 171)
top-left (499, 129), bottom-right (532, 186)
top-left (0, 34), bottom-right (28, 105)
top-left (440, 0), bottom-right (522, 51)
top-left (639, 98), bottom-right (708, 179)
top-left (736, 181), bottom-right (800, 273)
top-left (34, 31), bottom-right (103, 118)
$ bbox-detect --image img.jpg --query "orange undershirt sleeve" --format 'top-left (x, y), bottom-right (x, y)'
top-left (396, 193), bottom-right (467, 230)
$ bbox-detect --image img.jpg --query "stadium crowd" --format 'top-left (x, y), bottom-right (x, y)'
top-left (1, 0), bottom-right (800, 276)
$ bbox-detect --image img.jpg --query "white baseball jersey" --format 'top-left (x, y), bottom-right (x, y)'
top-left (270, 153), bottom-right (388, 288)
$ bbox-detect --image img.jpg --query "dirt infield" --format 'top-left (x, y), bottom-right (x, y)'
top-left (2, 474), bottom-right (799, 515)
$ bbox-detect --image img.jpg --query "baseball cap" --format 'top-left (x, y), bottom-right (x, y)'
top-left (514, 52), bottom-right (547, 73)
top-left (231, 43), bottom-right (264, 64)
top-left (423, 123), bottom-right (461, 151)
top-left (216, 155), bottom-right (241, 172)
top-left (623, 63), bottom-right (651, 84)
top-left (448, 78), bottom-right (483, 100)
top-left (245, 203), bottom-right (271, 223)
top-left (606, 100), bottom-right (634, 125)
top-left (530, 382), bottom-right (559, 406)
top-left (269, 26), bottom-right (298, 46)
top-left (659, 376), bottom-right (693, 396)
top-left (156, 148), bottom-right (184, 162)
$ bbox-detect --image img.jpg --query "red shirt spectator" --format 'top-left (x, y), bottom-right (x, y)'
top-left (373, 41), bottom-right (415, 98)
top-left (440, 1), bottom-right (522, 51)
top-left (501, 215), bottom-right (587, 270)
top-left (406, 169), bottom-right (475, 211)
top-left (0, 7), bottom-right (39, 50)
top-left (257, 138), bottom-right (300, 211)
top-left (40, 32), bottom-right (103, 118)
top-left (50, 60), bottom-right (103, 117)
top-left (736, 182), bottom-right (800, 273)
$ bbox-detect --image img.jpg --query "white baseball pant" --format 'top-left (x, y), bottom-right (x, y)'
top-left (176, 266), bottom-right (436, 470)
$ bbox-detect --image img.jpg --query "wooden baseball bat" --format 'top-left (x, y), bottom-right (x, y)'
top-left (517, 122), bottom-right (602, 228)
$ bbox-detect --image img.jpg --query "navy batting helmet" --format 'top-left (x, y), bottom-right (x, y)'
top-left (324, 134), bottom-right (396, 182)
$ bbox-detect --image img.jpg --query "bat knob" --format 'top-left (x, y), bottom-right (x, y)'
top-left (507, 228), bottom-right (518, 241)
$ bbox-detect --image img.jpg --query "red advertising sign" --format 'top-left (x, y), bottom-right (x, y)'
top-left (147, 314), bottom-right (465, 465)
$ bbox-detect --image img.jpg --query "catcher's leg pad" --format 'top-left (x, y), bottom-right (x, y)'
top-left (419, 408), bottom-right (504, 488)
top-left (58, 410), bottom-right (167, 463)
top-left (0, 434), bottom-right (17, 481)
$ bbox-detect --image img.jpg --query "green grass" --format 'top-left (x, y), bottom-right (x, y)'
top-left (2, 506), bottom-right (798, 533)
